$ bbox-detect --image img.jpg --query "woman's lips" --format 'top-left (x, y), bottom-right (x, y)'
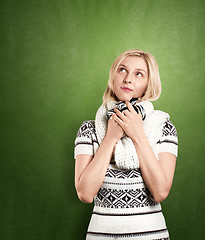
top-left (121, 87), bottom-right (133, 92)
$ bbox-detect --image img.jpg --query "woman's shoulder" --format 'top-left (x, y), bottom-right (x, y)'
top-left (151, 109), bottom-right (178, 137)
top-left (161, 119), bottom-right (177, 137)
top-left (76, 120), bottom-right (96, 138)
top-left (157, 118), bottom-right (178, 157)
top-left (74, 120), bottom-right (96, 158)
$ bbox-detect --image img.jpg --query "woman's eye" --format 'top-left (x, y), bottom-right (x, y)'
top-left (136, 72), bottom-right (143, 77)
top-left (119, 67), bottom-right (126, 72)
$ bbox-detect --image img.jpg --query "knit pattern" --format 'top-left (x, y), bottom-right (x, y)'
top-left (74, 120), bottom-right (178, 159)
top-left (74, 120), bottom-right (178, 240)
top-left (86, 164), bottom-right (170, 240)
top-left (95, 100), bottom-right (170, 170)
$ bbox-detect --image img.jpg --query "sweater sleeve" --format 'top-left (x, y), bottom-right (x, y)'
top-left (74, 120), bottom-right (96, 158)
top-left (157, 119), bottom-right (178, 157)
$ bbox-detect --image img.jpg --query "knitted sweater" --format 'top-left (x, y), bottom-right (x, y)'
top-left (75, 120), bottom-right (178, 159)
top-left (74, 120), bottom-right (178, 240)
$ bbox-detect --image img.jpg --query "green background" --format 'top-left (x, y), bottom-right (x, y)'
top-left (1, 0), bottom-right (205, 239)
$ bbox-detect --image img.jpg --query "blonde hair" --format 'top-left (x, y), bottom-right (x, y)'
top-left (103, 49), bottom-right (161, 104)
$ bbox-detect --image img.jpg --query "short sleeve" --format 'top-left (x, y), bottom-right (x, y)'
top-left (157, 119), bottom-right (178, 157)
top-left (74, 120), bottom-right (97, 158)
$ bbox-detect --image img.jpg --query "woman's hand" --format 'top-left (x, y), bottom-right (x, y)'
top-left (105, 114), bottom-right (124, 144)
top-left (112, 101), bottom-right (145, 142)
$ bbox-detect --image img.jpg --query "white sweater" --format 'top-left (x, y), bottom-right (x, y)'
top-left (74, 119), bottom-right (178, 240)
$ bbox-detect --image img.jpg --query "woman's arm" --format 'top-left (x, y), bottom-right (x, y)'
top-left (112, 101), bottom-right (176, 202)
top-left (133, 135), bottom-right (176, 202)
top-left (75, 117), bottom-right (123, 203)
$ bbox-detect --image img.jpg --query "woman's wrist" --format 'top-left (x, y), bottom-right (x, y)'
top-left (132, 131), bottom-right (147, 147)
top-left (104, 134), bottom-right (118, 146)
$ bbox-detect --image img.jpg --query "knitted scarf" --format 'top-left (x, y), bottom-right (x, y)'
top-left (95, 99), bottom-right (170, 170)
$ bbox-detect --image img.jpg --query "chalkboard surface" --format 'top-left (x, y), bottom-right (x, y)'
top-left (1, 0), bottom-right (204, 239)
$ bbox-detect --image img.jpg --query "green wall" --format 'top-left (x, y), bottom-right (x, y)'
top-left (1, 0), bottom-right (204, 239)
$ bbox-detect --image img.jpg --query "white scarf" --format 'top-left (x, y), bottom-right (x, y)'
top-left (95, 100), bottom-right (170, 170)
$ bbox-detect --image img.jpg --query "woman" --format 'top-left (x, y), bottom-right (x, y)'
top-left (74, 49), bottom-right (178, 240)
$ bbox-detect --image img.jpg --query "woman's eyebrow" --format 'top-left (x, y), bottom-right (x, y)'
top-left (119, 64), bottom-right (147, 74)
top-left (137, 69), bottom-right (147, 74)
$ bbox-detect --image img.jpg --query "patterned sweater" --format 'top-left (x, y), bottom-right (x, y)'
top-left (74, 120), bottom-right (178, 240)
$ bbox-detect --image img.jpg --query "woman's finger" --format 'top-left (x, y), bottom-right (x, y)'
top-left (126, 101), bottom-right (136, 113)
top-left (112, 112), bottom-right (124, 127)
top-left (123, 109), bottom-right (130, 116)
top-left (114, 108), bottom-right (126, 121)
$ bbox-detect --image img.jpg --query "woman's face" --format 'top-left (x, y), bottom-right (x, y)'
top-left (113, 56), bottom-right (148, 101)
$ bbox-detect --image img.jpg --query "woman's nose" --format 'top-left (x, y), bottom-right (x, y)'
top-left (123, 75), bottom-right (132, 83)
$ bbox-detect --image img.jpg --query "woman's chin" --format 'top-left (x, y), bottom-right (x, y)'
top-left (118, 96), bottom-right (134, 102)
